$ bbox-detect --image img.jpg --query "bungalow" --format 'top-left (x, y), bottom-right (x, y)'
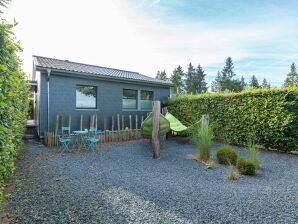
top-left (31, 56), bottom-right (173, 137)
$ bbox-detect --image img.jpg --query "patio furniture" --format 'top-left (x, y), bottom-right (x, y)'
top-left (84, 128), bottom-right (100, 150)
top-left (72, 130), bottom-right (88, 150)
top-left (58, 127), bottom-right (72, 152)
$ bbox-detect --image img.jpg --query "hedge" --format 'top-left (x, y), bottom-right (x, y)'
top-left (0, 23), bottom-right (29, 196)
top-left (167, 88), bottom-right (298, 152)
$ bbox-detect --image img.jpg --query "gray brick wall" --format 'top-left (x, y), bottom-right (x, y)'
top-left (38, 72), bottom-right (170, 136)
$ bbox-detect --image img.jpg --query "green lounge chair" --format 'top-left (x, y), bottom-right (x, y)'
top-left (141, 112), bottom-right (170, 139)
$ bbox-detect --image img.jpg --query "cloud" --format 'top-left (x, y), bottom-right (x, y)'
top-left (2, 0), bottom-right (297, 86)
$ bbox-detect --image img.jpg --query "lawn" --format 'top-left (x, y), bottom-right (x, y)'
top-left (0, 139), bottom-right (297, 223)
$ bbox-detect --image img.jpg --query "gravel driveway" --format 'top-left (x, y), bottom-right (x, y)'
top-left (1, 139), bottom-right (298, 224)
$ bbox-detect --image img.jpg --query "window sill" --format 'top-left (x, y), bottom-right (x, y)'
top-left (122, 109), bottom-right (138, 112)
top-left (76, 108), bottom-right (99, 111)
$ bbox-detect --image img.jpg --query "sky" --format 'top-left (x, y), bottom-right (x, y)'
top-left (2, 0), bottom-right (298, 86)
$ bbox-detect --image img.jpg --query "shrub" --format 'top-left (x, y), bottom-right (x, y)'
top-left (216, 146), bottom-right (237, 165)
top-left (191, 115), bottom-right (213, 162)
top-left (0, 23), bottom-right (28, 198)
top-left (236, 158), bottom-right (256, 175)
top-left (248, 143), bottom-right (260, 169)
top-left (167, 88), bottom-right (298, 152)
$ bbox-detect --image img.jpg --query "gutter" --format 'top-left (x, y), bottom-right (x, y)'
top-left (47, 69), bottom-right (51, 132)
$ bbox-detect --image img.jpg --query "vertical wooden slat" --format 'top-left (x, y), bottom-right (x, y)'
top-left (141, 116), bottom-right (144, 124)
top-left (89, 115), bottom-right (92, 129)
top-left (129, 115), bottom-right (132, 130)
top-left (122, 115), bottom-right (124, 130)
top-left (104, 117), bottom-right (107, 131)
top-left (112, 116), bottom-right (114, 141)
top-left (55, 115), bottom-right (59, 133)
top-left (69, 115), bottom-right (72, 129)
top-left (95, 114), bottom-right (97, 130)
top-left (80, 114), bottom-right (83, 131)
top-left (95, 115), bottom-right (98, 130)
top-left (61, 115), bottom-right (64, 128)
top-left (135, 115), bottom-right (138, 130)
top-left (117, 114), bottom-right (120, 142)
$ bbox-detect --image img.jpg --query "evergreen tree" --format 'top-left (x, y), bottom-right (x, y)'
top-left (221, 57), bottom-right (235, 79)
top-left (262, 78), bottom-right (270, 88)
top-left (240, 76), bottom-right (247, 89)
top-left (0, 0), bottom-right (10, 13)
top-left (211, 71), bottom-right (222, 92)
top-left (195, 64), bottom-right (208, 93)
top-left (249, 75), bottom-right (260, 88)
top-left (170, 65), bottom-right (184, 94)
top-left (185, 63), bottom-right (196, 94)
top-left (155, 70), bottom-right (167, 81)
top-left (212, 57), bottom-right (244, 92)
top-left (284, 63), bottom-right (298, 87)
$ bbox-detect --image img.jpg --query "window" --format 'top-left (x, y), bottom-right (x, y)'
top-left (76, 85), bottom-right (97, 109)
top-left (141, 90), bottom-right (153, 110)
top-left (122, 89), bottom-right (137, 109)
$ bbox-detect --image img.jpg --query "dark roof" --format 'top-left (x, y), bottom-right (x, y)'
top-left (33, 56), bottom-right (172, 86)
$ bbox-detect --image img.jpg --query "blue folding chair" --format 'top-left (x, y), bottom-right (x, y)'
top-left (58, 127), bottom-right (72, 152)
top-left (84, 128), bottom-right (100, 150)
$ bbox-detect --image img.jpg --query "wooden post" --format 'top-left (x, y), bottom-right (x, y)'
top-left (141, 116), bottom-right (144, 124)
top-left (80, 114), bottom-right (83, 131)
top-left (135, 115), bottom-right (138, 129)
top-left (152, 101), bottom-right (160, 159)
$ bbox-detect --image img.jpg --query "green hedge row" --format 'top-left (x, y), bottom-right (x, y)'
top-left (0, 23), bottom-right (28, 193)
top-left (167, 88), bottom-right (298, 152)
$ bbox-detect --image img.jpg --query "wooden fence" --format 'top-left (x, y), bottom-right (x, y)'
top-left (43, 113), bottom-right (145, 147)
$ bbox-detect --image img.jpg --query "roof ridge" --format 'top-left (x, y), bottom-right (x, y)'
top-left (33, 55), bottom-right (140, 74)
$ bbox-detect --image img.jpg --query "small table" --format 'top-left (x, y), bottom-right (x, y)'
top-left (72, 130), bottom-right (88, 150)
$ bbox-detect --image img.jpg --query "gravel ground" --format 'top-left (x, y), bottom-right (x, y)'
top-left (1, 138), bottom-right (298, 224)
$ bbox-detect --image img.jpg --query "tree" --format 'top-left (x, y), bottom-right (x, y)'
top-left (211, 71), bottom-right (222, 92)
top-left (262, 78), bottom-right (270, 88)
top-left (212, 57), bottom-right (244, 92)
top-left (170, 65), bottom-right (184, 94)
top-left (195, 64), bottom-right (208, 93)
top-left (222, 57), bottom-right (235, 79)
top-left (0, 0), bottom-right (10, 13)
top-left (284, 63), bottom-right (298, 87)
top-left (240, 76), bottom-right (247, 89)
top-left (185, 63), bottom-right (196, 94)
top-left (155, 70), bottom-right (167, 81)
top-left (249, 75), bottom-right (260, 88)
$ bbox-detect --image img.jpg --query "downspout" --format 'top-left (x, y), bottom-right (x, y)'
top-left (47, 69), bottom-right (51, 132)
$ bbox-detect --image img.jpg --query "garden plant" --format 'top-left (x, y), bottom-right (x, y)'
top-left (236, 158), bottom-right (256, 175)
top-left (216, 146), bottom-right (238, 165)
top-left (191, 115), bottom-right (213, 162)
top-left (0, 22), bottom-right (28, 199)
top-left (248, 143), bottom-right (260, 169)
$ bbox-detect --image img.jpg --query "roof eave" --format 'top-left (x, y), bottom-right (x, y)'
top-left (35, 66), bottom-right (174, 87)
